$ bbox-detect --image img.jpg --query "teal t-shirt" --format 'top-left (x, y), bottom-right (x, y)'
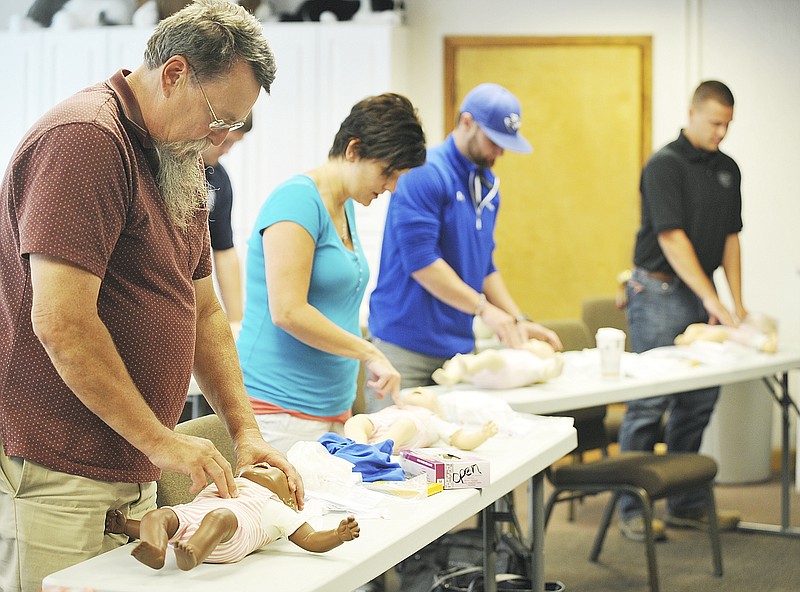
top-left (237, 175), bottom-right (369, 416)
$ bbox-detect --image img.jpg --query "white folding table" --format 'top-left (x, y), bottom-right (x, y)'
top-left (43, 423), bottom-right (577, 592)
top-left (452, 346), bottom-right (800, 540)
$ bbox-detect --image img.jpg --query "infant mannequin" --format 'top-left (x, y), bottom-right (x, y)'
top-left (344, 388), bottom-right (498, 453)
top-left (106, 465), bottom-right (359, 571)
top-left (432, 339), bottom-right (564, 389)
top-left (674, 315), bottom-right (778, 353)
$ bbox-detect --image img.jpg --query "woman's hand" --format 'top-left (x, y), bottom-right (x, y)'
top-left (363, 350), bottom-right (401, 399)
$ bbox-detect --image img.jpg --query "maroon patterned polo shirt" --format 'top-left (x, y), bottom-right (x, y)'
top-left (0, 70), bottom-right (212, 482)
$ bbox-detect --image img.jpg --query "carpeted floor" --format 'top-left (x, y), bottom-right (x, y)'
top-left (380, 463), bottom-right (799, 592)
top-left (538, 472), bottom-right (800, 592)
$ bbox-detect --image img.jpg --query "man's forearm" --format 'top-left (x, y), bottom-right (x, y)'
top-left (411, 259), bottom-right (485, 314)
top-left (212, 248), bottom-right (243, 323)
top-left (193, 300), bottom-right (259, 439)
top-left (37, 318), bottom-right (179, 461)
top-left (482, 271), bottom-right (523, 317)
top-left (721, 233), bottom-right (745, 313)
top-left (658, 229), bottom-right (736, 326)
top-left (658, 229), bottom-right (717, 300)
top-left (30, 255), bottom-right (173, 457)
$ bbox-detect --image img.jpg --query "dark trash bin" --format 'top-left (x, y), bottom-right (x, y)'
top-left (432, 567), bottom-right (565, 592)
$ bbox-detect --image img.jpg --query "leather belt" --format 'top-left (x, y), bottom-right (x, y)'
top-left (636, 267), bottom-right (676, 282)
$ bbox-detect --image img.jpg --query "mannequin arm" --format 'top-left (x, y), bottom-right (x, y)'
top-left (288, 516), bottom-right (359, 553)
top-left (448, 420), bottom-right (498, 450)
top-left (105, 509), bottom-right (141, 539)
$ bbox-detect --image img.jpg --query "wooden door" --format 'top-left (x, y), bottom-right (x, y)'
top-left (445, 36), bottom-right (651, 319)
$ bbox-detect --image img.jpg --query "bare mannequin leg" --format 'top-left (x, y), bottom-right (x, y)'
top-left (343, 415), bottom-right (377, 444)
top-left (433, 351), bottom-right (510, 385)
top-left (173, 508), bottom-right (238, 571)
top-left (459, 350), bottom-right (505, 375)
top-left (382, 416), bottom-right (419, 452)
top-left (131, 508), bottom-right (180, 570)
top-left (345, 415), bottom-right (417, 452)
top-left (431, 355), bottom-right (467, 386)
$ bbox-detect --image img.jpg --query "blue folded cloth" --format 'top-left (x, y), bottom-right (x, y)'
top-left (318, 433), bottom-right (405, 482)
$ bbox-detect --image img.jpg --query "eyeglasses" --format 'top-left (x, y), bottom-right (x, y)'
top-left (192, 67), bottom-right (246, 132)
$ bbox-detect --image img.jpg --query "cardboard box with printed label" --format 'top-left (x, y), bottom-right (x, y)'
top-left (400, 448), bottom-right (490, 489)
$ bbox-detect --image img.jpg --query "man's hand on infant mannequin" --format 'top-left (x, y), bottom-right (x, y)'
top-left (675, 319), bottom-right (777, 353)
top-left (481, 304), bottom-right (525, 348)
top-left (519, 321), bottom-right (563, 352)
top-left (234, 429), bottom-right (305, 510)
top-left (432, 341), bottom-right (564, 388)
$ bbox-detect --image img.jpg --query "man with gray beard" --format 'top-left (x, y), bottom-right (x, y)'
top-left (155, 137), bottom-right (214, 227)
top-left (0, 2), bottom-right (303, 591)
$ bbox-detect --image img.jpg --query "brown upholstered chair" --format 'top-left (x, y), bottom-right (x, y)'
top-left (581, 296), bottom-right (631, 351)
top-left (156, 414), bottom-right (237, 508)
top-left (539, 319), bottom-right (610, 455)
top-left (539, 319), bottom-right (722, 592)
top-left (544, 450), bottom-right (723, 592)
top-left (538, 319), bottom-right (612, 523)
top-left (580, 296), bottom-right (668, 444)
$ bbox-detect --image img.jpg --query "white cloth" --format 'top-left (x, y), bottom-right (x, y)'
top-left (435, 390), bottom-right (570, 437)
top-left (366, 405), bottom-right (457, 448)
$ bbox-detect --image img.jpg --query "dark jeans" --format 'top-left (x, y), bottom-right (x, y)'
top-left (618, 268), bottom-right (719, 518)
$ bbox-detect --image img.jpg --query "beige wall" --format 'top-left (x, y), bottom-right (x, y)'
top-left (401, 0), bottom-right (800, 351)
top-left (5, 0), bottom-right (795, 348)
top-left (448, 38), bottom-right (648, 319)
top-left (401, 0), bottom-right (800, 454)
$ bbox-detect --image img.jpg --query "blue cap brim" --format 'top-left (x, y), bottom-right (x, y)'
top-left (480, 124), bottom-right (533, 154)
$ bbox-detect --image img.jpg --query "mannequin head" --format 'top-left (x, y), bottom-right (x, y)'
top-left (239, 464), bottom-right (297, 510)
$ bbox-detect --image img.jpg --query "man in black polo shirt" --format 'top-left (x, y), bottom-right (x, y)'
top-left (203, 113), bottom-right (252, 328)
top-left (618, 80), bottom-right (746, 541)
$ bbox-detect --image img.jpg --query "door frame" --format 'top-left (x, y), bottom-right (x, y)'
top-left (444, 35), bottom-right (652, 166)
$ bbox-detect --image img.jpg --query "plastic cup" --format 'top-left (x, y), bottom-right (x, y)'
top-left (596, 327), bottom-right (626, 377)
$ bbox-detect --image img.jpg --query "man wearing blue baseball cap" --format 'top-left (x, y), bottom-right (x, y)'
top-left (365, 83), bottom-right (562, 411)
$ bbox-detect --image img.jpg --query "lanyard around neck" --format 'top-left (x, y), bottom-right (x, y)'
top-left (469, 169), bottom-right (499, 230)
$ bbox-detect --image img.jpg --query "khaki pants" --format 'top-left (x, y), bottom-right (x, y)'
top-left (254, 413), bottom-right (344, 455)
top-left (0, 439), bottom-right (156, 592)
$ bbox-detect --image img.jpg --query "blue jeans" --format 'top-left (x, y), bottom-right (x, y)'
top-left (618, 268), bottom-right (719, 518)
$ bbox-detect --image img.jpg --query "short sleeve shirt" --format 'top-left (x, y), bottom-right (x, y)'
top-left (207, 161), bottom-right (235, 251)
top-left (0, 70), bottom-right (212, 482)
top-left (237, 175), bottom-right (368, 417)
top-left (633, 131), bottom-right (743, 276)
